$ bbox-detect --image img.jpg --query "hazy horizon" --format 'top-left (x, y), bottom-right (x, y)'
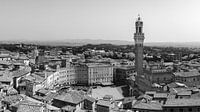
top-left (3, 38), bottom-right (200, 43)
top-left (1, 0), bottom-right (200, 42)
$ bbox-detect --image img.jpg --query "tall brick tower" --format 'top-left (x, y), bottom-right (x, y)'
top-left (134, 15), bottom-right (145, 76)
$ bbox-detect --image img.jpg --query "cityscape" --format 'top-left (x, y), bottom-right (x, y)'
top-left (1, 0), bottom-right (200, 112)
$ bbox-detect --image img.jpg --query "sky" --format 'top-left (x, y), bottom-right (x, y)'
top-left (0, 0), bottom-right (200, 42)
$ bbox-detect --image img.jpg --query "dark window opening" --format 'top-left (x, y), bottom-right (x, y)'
top-left (139, 27), bottom-right (142, 33)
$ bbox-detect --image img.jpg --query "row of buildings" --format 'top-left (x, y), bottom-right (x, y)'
top-left (45, 62), bottom-right (114, 88)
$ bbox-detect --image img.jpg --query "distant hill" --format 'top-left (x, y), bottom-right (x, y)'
top-left (64, 39), bottom-right (133, 45)
top-left (0, 39), bottom-right (133, 46)
top-left (1, 39), bottom-right (200, 47)
top-left (145, 42), bottom-right (200, 48)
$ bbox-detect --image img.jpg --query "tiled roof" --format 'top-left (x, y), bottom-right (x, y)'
top-left (167, 82), bottom-right (187, 89)
top-left (19, 94), bottom-right (60, 111)
top-left (96, 99), bottom-right (112, 107)
top-left (86, 63), bottom-right (112, 67)
top-left (154, 93), bottom-right (168, 98)
top-left (84, 95), bottom-right (96, 102)
top-left (174, 71), bottom-right (200, 77)
top-left (0, 54), bottom-right (10, 58)
top-left (177, 91), bottom-right (192, 96)
top-left (0, 60), bottom-right (11, 65)
top-left (164, 99), bottom-right (200, 107)
top-left (37, 88), bottom-right (50, 95)
top-left (187, 63), bottom-right (200, 67)
top-left (24, 73), bottom-right (44, 83)
top-left (0, 71), bottom-right (13, 82)
top-left (17, 55), bottom-right (29, 60)
top-left (2, 95), bottom-right (24, 104)
top-left (167, 94), bottom-right (176, 99)
top-left (191, 92), bottom-right (200, 98)
top-left (170, 88), bottom-right (190, 94)
top-left (54, 91), bottom-right (84, 104)
top-left (133, 101), bottom-right (162, 110)
top-left (0, 49), bottom-right (10, 53)
top-left (12, 60), bottom-right (25, 66)
top-left (7, 87), bottom-right (18, 95)
top-left (13, 68), bottom-right (31, 78)
top-left (43, 92), bottom-right (58, 102)
top-left (167, 82), bottom-right (179, 88)
top-left (137, 94), bottom-right (152, 101)
top-left (123, 97), bottom-right (136, 104)
top-left (16, 100), bottom-right (43, 112)
top-left (145, 91), bottom-right (156, 95)
top-left (32, 95), bottom-right (44, 101)
top-left (33, 91), bottom-right (58, 102)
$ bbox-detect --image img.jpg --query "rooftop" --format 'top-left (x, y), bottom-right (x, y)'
top-left (187, 63), bottom-right (200, 67)
top-left (164, 99), bottom-right (200, 107)
top-left (153, 93), bottom-right (168, 98)
top-left (17, 55), bottom-right (29, 60)
top-left (168, 82), bottom-right (188, 90)
top-left (96, 99), bottom-right (113, 107)
top-left (84, 95), bottom-right (96, 102)
top-left (145, 91), bottom-right (156, 95)
top-left (2, 94), bottom-right (24, 104)
top-left (7, 87), bottom-right (18, 95)
top-left (86, 63), bottom-right (112, 67)
top-left (43, 91), bottom-right (58, 102)
top-left (137, 94), bottom-right (152, 101)
top-left (123, 97), bottom-right (136, 104)
top-left (174, 71), bottom-right (200, 77)
top-left (12, 67), bottom-right (31, 78)
top-left (54, 91), bottom-right (84, 104)
top-left (177, 91), bottom-right (192, 96)
top-left (115, 66), bottom-right (135, 70)
top-left (0, 60), bottom-right (11, 65)
top-left (25, 73), bottom-right (45, 83)
top-left (44, 71), bottom-right (54, 77)
top-left (133, 101), bottom-right (162, 110)
top-left (37, 88), bottom-right (50, 95)
top-left (0, 54), bottom-right (10, 58)
top-left (13, 100), bottom-right (43, 112)
top-left (20, 94), bottom-right (60, 111)
top-left (0, 71), bottom-right (13, 82)
top-left (151, 69), bottom-right (171, 73)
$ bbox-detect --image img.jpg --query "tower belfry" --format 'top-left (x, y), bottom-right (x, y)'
top-left (134, 15), bottom-right (145, 76)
